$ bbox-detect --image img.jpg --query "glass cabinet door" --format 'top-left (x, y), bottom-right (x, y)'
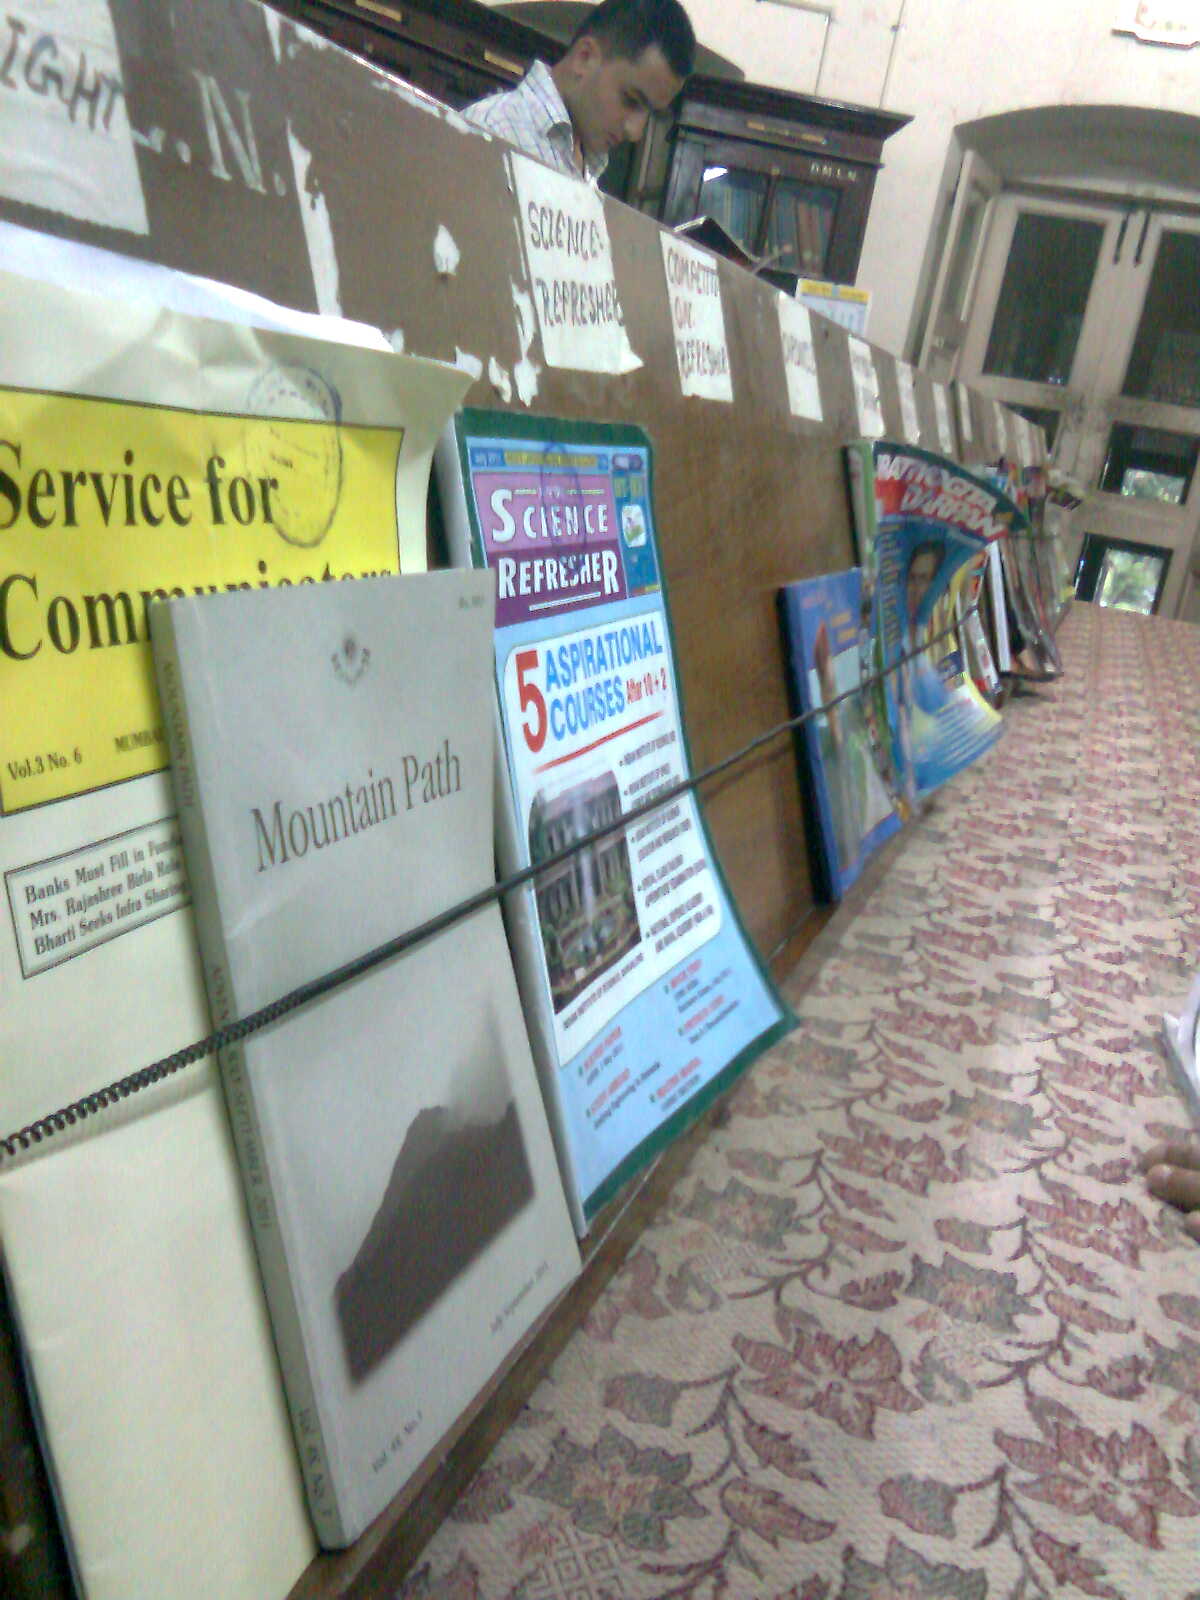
top-left (763, 176), bottom-right (839, 278)
top-left (693, 165), bottom-right (842, 278)
top-left (696, 165), bottom-right (768, 257)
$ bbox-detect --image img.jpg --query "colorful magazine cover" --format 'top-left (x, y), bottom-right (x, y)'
top-left (954, 556), bottom-right (1002, 705)
top-left (778, 571), bottom-right (902, 902)
top-left (846, 442), bottom-right (1007, 807)
top-left (985, 463), bottom-right (1062, 676)
top-left (843, 443), bottom-right (905, 813)
top-left (438, 411), bottom-right (793, 1230)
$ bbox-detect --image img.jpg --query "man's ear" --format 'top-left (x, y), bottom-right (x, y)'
top-left (567, 33), bottom-right (603, 75)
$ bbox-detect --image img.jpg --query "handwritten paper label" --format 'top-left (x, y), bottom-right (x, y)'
top-left (659, 234), bottom-right (732, 401)
top-left (0, 0), bottom-right (148, 233)
top-left (848, 335), bottom-right (884, 438)
top-left (896, 361), bottom-right (921, 444)
top-left (933, 383), bottom-right (956, 455)
top-left (510, 152), bottom-right (640, 375)
top-left (776, 295), bottom-right (822, 421)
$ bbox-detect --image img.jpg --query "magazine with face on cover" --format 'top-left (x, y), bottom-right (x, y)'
top-left (845, 441), bottom-right (1006, 807)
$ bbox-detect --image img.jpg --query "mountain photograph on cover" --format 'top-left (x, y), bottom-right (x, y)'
top-left (528, 771), bottom-right (641, 1015)
top-left (335, 1005), bottom-right (534, 1385)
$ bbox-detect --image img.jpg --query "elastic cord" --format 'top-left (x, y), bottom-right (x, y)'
top-left (0, 605), bottom-right (988, 1160)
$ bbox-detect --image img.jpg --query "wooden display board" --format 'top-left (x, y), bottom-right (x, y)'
top-left (0, 2), bottom-right (1040, 1592)
top-left (0, 0), bottom-right (952, 959)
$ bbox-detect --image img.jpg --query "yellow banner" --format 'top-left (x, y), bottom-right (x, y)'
top-left (0, 386), bottom-right (405, 813)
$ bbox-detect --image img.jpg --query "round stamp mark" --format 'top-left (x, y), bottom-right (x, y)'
top-left (246, 365), bottom-right (344, 549)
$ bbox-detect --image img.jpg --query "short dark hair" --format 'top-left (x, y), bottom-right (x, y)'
top-left (572, 0), bottom-right (696, 81)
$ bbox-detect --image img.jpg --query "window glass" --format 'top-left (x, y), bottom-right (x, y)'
top-left (1124, 230), bottom-right (1200, 406)
top-left (1095, 547), bottom-right (1166, 614)
top-left (1009, 403), bottom-right (1061, 452)
top-left (983, 212), bottom-right (1103, 385)
top-left (1100, 422), bottom-right (1199, 504)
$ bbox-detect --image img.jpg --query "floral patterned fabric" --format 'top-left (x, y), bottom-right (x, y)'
top-left (404, 605), bottom-right (1200, 1600)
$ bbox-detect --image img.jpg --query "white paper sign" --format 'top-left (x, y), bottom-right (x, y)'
top-left (956, 381), bottom-right (975, 443)
top-left (659, 234), bottom-right (732, 401)
top-left (776, 295), bottom-right (822, 421)
top-left (510, 152), bottom-right (640, 375)
top-left (0, 0), bottom-right (148, 234)
top-left (1023, 413), bottom-right (1047, 465)
top-left (1016, 412), bottom-right (1033, 464)
top-left (896, 361), bottom-right (921, 444)
top-left (991, 397), bottom-right (1013, 458)
top-left (797, 279), bottom-right (870, 337)
top-left (1014, 409), bottom-right (1035, 464)
top-left (1113, 1), bottom-right (1200, 48)
top-left (848, 334), bottom-right (884, 438)
top-left (933, 383), bottom-right (956, 455)
top-left (0, 218), bottom-right (393, 348)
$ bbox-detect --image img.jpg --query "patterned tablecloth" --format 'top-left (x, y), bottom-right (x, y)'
top-left (403, 604), bottom-right (1200, 1600)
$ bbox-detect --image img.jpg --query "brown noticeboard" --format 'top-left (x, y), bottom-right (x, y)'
top-left (0, 3), bottom-right (1031, 1591)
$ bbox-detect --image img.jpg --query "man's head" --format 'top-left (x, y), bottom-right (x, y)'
top-left (553, 0), bottom-right (695, 162)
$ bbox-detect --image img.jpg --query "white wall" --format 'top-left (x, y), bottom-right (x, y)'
top-left (837, 0), bottom-right (1200, 355)
top-left (490, 0), bottom-right (1200, 356)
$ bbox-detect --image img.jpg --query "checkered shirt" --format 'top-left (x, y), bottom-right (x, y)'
top-left (464, 59), bottom-right (607, 184)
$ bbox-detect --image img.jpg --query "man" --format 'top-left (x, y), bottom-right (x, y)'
top-left (1143, 1141), bottom-right (1200, 1241)
top-left (464, 0), bottom-right (694, 184)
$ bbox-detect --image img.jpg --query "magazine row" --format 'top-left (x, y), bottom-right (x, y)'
top-left (781, 436), bottom-right (1071, 903)
top-left (0, 271), bottom-right (1060, 1599)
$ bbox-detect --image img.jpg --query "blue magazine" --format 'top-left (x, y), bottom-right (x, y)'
top-left (779, 571), bottom-right (902, 901)
top-left (440, 411), bottom-right (794, 1229)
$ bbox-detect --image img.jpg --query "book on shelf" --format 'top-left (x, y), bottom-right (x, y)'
top-left (0, 267), bottom-right (469, 1594)
top-left (983, 461), bottom-right (1062, 677)
top-left (437, 410), bottom-right (793, 1233)
top-left (0, 1252), bottom-right (72, 1600)
top-left (151, 570), bottom-right (580, 1548)
top-left (845, 440), bottom-right (1005, 807)
top-left (983, 538), bottom-right (1013, 675)
top-left (0, 1085), bottom-right (316, 1600)
top-left (956, 572), bottom-right (1002, 706)
top-left (777, 570), bottom-right (902, 902)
